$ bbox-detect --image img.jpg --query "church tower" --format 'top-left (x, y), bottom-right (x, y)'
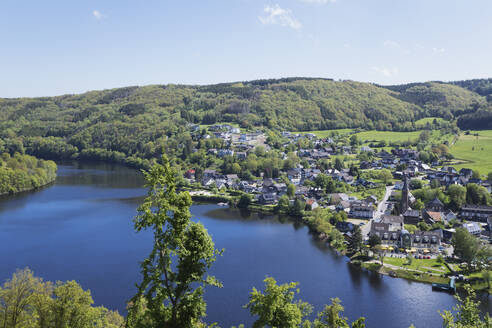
top-left (401, 174), bottom-right (409, 214)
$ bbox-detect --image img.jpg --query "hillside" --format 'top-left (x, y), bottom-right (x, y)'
top-left (383, 81), bottom-right (486, 117)
top-left (0, 77), bottom-right (489, 166)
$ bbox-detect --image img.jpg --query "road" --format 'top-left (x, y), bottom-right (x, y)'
top-left (375, 185), bottom-right (395, 219)
top-left (361, 185), bottom-right (395, 238)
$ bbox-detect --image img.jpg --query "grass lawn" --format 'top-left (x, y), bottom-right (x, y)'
top-left (298, 128), bottom-right (354, 137)
top-left (415, 117), bottom-right (445, 128)
top-left (449, 130), bottom-right (492, 174)
top-left (354, 130), bottom-right (449, 144)
top-left (350, 185), bottom-right (386, 201)
top-left (383, 257), bottom-right (451, 275)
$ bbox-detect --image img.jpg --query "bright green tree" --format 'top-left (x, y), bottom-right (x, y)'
top-left (126, 156), bottom-right (222, 328)
top-left (451, 228), bottom-right (481, 269)
top-left (245, 277), bottom-right (313, 328)
top-left (440, 285), bottom-right (492, 328)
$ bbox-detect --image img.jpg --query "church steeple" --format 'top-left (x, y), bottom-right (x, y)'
top-left (401, 174), bottom-right (409, 214)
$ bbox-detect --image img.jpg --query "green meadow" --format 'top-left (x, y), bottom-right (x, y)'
top-left (298, 129), bottom-right (354, 138)
top-left (449, 130), bottom-right (492, 174)
top-left (415, 117), bottom-right (445, 128)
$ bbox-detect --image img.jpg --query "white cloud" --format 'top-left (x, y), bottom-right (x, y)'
top-left (300, 0), bottom-right (337, 3)
top-left (372, 66), bottom-right (399, 77)
top-left (432, 47), bottom-right (446, 53)
top-left (93, 10), bottom-right (106, 21)
top-left (259, 4), bottom-right (302, 30)
top-left (383, 40), bottom-right (401, 49)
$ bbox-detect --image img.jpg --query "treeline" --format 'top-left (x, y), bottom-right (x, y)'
top-left (0, 268), bottom-right (124, 328)
top-left (0, 152), bottom-right (57, 195)
top-left (457, 108), bottom-right (492, 130)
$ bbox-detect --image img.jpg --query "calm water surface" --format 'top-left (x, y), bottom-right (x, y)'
top-left (0, 162), bottom-right (490, 327)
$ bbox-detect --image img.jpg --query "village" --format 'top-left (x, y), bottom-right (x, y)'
top-left (181, 123), bottom-right (492, 271)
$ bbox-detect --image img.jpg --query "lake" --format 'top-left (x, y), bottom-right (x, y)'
top-left (0, 162), bottom-right (489, 327)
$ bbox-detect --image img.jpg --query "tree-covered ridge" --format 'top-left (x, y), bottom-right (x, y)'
top-left (383, 81), bottom-right (486, 117)
top-left (0, 77), bottom-right (489, 168)
top-left (449, 78), bottom-right (492, 100)
top-left (0, 152), bottom-right (57, 195)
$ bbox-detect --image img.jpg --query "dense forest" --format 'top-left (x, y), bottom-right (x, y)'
top-left (0, 152), bottom-right (57, 195)
top-left (0, 77), bottom-right (491, 168)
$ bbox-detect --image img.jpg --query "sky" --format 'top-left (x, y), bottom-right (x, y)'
top-left (1, 0), bottom-right (492, 98)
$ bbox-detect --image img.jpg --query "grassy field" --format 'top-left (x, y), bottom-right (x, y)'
top-left (383, 257), bottom-right (451, 275)
top-left (449, 130), bottom-right (492, 174)
top-left (356, 130), bottom-right (451, 144)
top-left (415, 117), bottom-right (445, 128)
top-left (298, 129), bottom-right (354, 137)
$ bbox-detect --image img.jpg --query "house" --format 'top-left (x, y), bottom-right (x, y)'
top-left (379, 215), bottom-right (404, 231)
top-left (329, 193), bottom-right (349, 205)
top-left (203, 169), bottom-right (218, 178)
top-left (403, 209), bottom-right (421, 225)
top-left (273, 183), bottom-right (287, 194)
top-left (425, 198), bottom-right (445, 212)
top-left (459, 168), bottom-right (473, 180)
top-left (423, 210), bottom-right (443, 225)
top-left (336, 221), bottom-right (354, 233)
top-left (442, 166), bottom-right (458, 175)
top-left (336, 201), bottom-right (351, 212)
top-left (411, 231), bottom-right (442, 250)
top-left (365, 195), bottom-right (378, 205)
top-left (235, 152), bottom-right (247, 160)
top-left (443, 210), bottom-right (457, 222)
top-left (215, 179), bottom-right (227, 190)
top-left (218, 149), bottom-right (234, 157)
top-left (459, 205), bottom-right (492, 223)
top-left (350, 201), bottom-right (375, 219)
top-left (462, 222), bottom-right (481, 236)
top-left (369, 223), bottom-right (401, 247)
top-left (225, 174), bottom-right (239, 181)
top-left (259, 193), bottom-right (278, 205)
top-left (202, 177), bottom-right (215, 187)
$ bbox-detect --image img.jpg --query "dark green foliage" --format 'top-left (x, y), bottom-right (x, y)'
top-left (238, 193), bottom-right (252, 209)
top-left (368, 234), bottom-right (381, 248)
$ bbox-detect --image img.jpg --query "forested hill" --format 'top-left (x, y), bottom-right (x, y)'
top-left (0, 77), bottom-right (491, 167)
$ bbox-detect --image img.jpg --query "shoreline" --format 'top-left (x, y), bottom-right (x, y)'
top-left (0, 177), bottom-right (57, 198)
top-left (193, 197), bottom-right (490, 295)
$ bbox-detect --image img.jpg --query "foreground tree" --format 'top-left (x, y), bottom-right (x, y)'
top-left (126, 156), bottom-right (222, 328)
top-left (246, 277), bottom-right (366, 328)
top-left (0, 268), bottom-right (123, 328)
top-left (245, 277), bottom-right (312, 328)
top-left (440, 285), bottom-right (492, 328)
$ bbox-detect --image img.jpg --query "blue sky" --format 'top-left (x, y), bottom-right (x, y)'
top-left (1, 0), bottom-right (491, 97)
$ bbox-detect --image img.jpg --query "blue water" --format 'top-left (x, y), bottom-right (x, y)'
top-left (0, 162), bottom-right (489, 327)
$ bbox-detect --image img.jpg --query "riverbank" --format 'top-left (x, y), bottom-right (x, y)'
top-left (191, 191), bottom-right (490, 294)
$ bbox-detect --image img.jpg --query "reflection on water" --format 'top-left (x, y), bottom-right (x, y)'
top-left (0, 161), bottom-right (490, 328)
